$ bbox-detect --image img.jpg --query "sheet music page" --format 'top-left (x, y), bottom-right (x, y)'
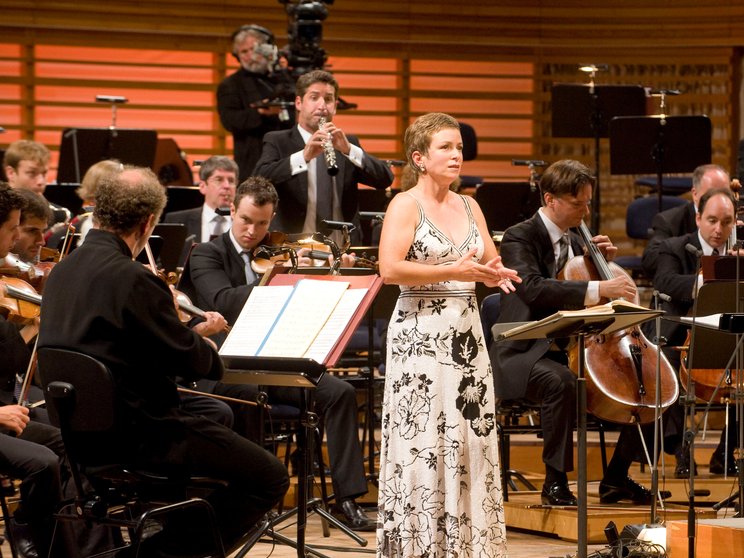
top-left (219, 285), bottom-right (294, 357)
top-left (304, 288), bottom-right (368, 363)
top-left (258, 279), bottom-right (350, 358)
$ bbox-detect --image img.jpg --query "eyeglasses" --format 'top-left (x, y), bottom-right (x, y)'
top-left (556, 196), bottom-right (592, 210)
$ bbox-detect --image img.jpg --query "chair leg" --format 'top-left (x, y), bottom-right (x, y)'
top-left (0, 485), bottom-right (17, 558)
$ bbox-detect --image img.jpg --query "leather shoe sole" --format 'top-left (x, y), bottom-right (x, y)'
top-left (599, 477), bottom-right (654, 504)
top-left (330, 501), bottom-right (376, 532)
top-left (709, 454), bottom-right (738, 476)
top-left (541, 482), bottom-right (577, 506)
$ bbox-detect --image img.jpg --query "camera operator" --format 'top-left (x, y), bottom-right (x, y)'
top-left (217, 24), bottom-right (294, 182)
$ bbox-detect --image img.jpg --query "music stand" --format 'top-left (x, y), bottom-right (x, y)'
top-left (551, 84), bottom-right (647, 231)
top-left (494, 304), bottom-right (661, 558)
top-left (609, 115), bottom-right (712, 213)
top-left (57, 128), bottom-right (158, 184)
top-left (220, 272), bottom-right (383, 558)
top-left (151, 223), bottom-right (188, 273)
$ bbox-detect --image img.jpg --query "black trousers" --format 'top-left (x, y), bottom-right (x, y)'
top-left (201, 373), bottom-right (368, 502)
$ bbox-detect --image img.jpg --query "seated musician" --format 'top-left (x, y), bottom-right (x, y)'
top-left (179, 176), bottom-right (376, 531)
top-left (490, 159), bottom-right (659, 506)
top-left (37, 166), bottom-right (290, 555)
top-left (253, 69), bottom-right (394, 246)
top-left (653, 187), bottom-right (738, 476)
top-left (3, 140), bottom-right (71, 228)
top-left (163, 155), bottom-right (238, 243)
top-left (642, 164), bottom-right (731, 277)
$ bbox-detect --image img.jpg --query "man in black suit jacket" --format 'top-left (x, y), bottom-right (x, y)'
top-left (642, 164), bottom-right (730, 276)
top-left (654, 187), bottom-right (738, 476)
top-left (491, 159), bottom-right (659, 507)
top-left (254, 70), bottom-right (393, 246)
top-left (217, 25), bottom-right (292, 182)
top-left (180, 176), bottom-right (376, 531)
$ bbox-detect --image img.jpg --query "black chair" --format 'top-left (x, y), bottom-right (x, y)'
top-left (614, 195), bottom-right (688, 279)
top-left (37, 347), bottom-right (227, 558)
top-left (458, 121), bottom-right (483, 188)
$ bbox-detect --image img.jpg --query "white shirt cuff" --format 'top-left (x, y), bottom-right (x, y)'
top-left (290, 150), bottom-right (308, 176)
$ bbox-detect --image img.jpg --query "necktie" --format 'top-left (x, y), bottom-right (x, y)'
top-left (211, 215), bottom-right (226, 240)
top-left (556, 234), bottom-right (569, 274)
top-left (712, 248), bottom-right (720, 256)
top-left (241, 251), bottom-right (257, 284)
top-left (315, 154), bottom-right (333, 232)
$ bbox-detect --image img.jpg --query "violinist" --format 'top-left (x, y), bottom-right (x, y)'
top-left (490, 159), bottom-right (658, 506)
top-left (3, 140), bottom-right (71, 228)
top-left (38, 166), bottom-right (289, 555)
top-left (180, 176), bottom-right (377, 531)
top-left (6, 189), bottom-right (54, 292)
top-left (642, 164), bottom-right (731, 277)
top-left (653, 187), bottom-right (739, 477)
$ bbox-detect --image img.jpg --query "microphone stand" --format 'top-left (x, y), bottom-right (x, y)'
top-left (650, 290), bottom-right (670, 524)
top-left (684, 243), bottom-right (704, 558)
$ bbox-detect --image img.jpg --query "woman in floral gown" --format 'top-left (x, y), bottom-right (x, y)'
top-left (376, 112), bottom-right (520, 558)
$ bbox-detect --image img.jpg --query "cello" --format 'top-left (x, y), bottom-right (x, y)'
top-left (561, 221), bottom-right (679, 424)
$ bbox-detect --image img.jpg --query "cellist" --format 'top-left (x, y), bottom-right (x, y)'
top-left (490, 159), bottom-right (662, 506)
top-left (653, 187), bottom-right (739, 477)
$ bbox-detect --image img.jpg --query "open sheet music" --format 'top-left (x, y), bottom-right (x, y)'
top-left (494, 299), bottom-right (662, 342)
top-left (219, 278), bottom-right (369, 365)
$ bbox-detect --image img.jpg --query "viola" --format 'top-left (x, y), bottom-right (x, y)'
top-left (561, 222), bottom-right (679, 424)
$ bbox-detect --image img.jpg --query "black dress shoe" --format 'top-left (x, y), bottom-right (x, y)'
top-left (540, 481), bottom-right (577, 506)
top-left (709, 453), bottom-right (738, 476)
top-left (599, 476), bottom-right (653, 504)
top-left (674, 450), bottom-right (697, 479)
top-left (331, 499), bottom-right (376, 532)
top-left (7, 518), bottom-right (39, 558)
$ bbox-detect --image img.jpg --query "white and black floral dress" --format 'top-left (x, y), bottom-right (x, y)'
top-left (376, 193), bottom-right (506, 558)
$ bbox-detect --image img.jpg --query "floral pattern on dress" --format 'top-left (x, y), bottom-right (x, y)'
top-left (377, 194), bottom-right (506, 558)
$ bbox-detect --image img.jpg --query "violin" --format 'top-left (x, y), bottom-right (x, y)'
top-left (251, 231), bottom-right (379, 275)
top-left (561, 222), bottom-right (679, 424)
top-left (143, 242), bottom-right (229, 332)
top-left (0, 276), bottom-right (42, 323)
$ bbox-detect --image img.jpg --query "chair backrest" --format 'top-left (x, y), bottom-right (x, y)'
top-left (37, 347), bottom-right (116, 433)
top-left (480, 292), bottom-right (501, 348)
top-left (625, 195), bottom-right (688, 239)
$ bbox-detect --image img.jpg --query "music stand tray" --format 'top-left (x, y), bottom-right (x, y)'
top-left (609, 115), bottom-right (711, 176)
top-left (551, 84), bottom-right (647, 138)
top-left (495, 304), bottom-right (661, 558)
top-left (57, 128), bottom-right (158, 184)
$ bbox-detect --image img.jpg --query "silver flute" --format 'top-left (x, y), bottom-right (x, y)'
top-left (318, 116), bottom-right (339, 176)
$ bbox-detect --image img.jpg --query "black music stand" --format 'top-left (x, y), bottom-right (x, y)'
top-left (552, 84), bottom-right (647, 231)
top-left (220, 356), bottom-right (334, 558)
top-left (494, 304), bottom-right (661, 558)
top-left (609, 115), bottom-right (712, 214)
top-left (57, 128), bottom-right (158, 184)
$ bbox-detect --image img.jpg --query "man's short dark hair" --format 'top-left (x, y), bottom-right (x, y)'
top-left (295, 70), bottom-right (339, 100)
top-left (233, 176), bottom-right (278, 210)
top-left (539, 159), bottom-right (596, 199)
top-left (16, 189), bottom-right (53, 225)
top-left (0, 182), bottom-right (24, 226)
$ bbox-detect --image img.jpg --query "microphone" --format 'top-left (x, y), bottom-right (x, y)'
top-left (512, 159), bottom-right (549, 167)
top-left (321, 219), bottom-right (356, 232)
top-left (653, 290), bottom-right (672, 303)
top-left (95, 95), bottom-right (128, 104)
top-left (685, 243), bottom-right (703, 258)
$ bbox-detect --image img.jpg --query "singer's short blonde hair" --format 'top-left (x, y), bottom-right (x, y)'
top-left (404, 113), bottom-right (459, 180)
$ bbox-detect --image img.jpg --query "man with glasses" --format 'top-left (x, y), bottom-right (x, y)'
top-left (490, 159), bottom-right (657, 507)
